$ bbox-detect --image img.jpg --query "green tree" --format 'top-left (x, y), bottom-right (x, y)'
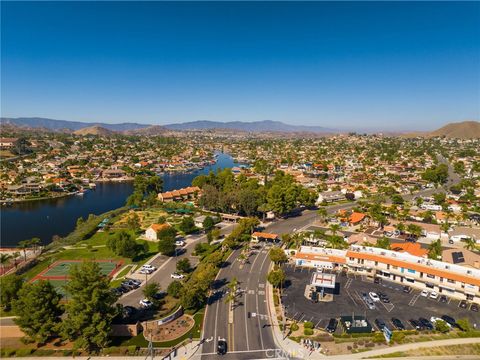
top-left (62, 261), bottom-right (118, 351)
top-left (267, 268), bottom-right (286, 288)
top-left (202, 216), bottom-right (215, 232)
top-left (407, 224), bottom-right (423, 238)
top-left (13, 280), bottom-right (62, 343)
top-left (390, 194), bottom-right (404, 205)
top-left (143, 282), bottom-right (160, 303)
top-left (0, 253), bottom-right (12, 273)
top-left (176, 258), bottom-right (192, 273)
top-left (456, 318), bottom-right (471, 332)
top-left (167, 280), bottom-right (183, 298)
top-left (0, 274), bottom-right (24, 311)
top-left (374, 237), bottom-right (391, 250)
top-left (158, 237), bottom-right (176, 256)
top-left (464, 237), bottom-right (477, 251)
top-left (434, 320), bottom-right (450, 333)
top-left (428, 239), bottom-right (442, 259)
top-left (269, 246), bottom-right (288, 264)
top-left (107, 231), bottom-right (141, 259)
top-left (30, 237), bottom-right (41, 253)
top-left (179, 216), bottom-right (196, 234)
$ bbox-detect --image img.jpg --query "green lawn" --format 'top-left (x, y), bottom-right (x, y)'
top-left (23, 229), bottom-right (159, 281)
top-left (119, 311), bottom-right (204, 348)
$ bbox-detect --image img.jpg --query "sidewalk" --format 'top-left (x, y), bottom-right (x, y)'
top-left (265, 269), bottom-right (326, 359)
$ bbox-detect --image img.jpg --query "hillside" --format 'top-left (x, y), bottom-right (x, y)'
top-left (429, 121), bottom-right (480, 139)
top-left (164, 119), bottom-right (335, 133)
top-left (1, 117), bottom-right (150, 132)
top-left (123, 125), bottom-right (169, 136)
top-left (73, 126), bottom-right (115, 136)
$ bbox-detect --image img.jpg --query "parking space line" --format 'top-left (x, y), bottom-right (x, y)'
top-left (346, 289), bottom-right (358, 306)
top-left (409, 293), bottom-right (420, 306)
top-left (315, 319), bottom-right (322, 328)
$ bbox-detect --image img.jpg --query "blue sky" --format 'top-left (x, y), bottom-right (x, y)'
top-left (1, 1), bottom-right (479, 131)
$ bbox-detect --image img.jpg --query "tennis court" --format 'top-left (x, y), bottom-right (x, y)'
top-left (31, 278), bottom-right (69, 296)
top-left (33, 259), bottom-right (123, 281)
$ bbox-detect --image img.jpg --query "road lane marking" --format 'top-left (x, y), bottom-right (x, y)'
top-left (244, 287), bottom-right (250, 351)
top-left (255, 293), bottom-right (264, 350)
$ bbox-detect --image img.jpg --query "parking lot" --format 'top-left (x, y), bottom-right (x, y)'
top-left (281, 264), bottom-right (480, 332)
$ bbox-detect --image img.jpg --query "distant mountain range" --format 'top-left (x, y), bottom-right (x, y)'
top-left (1, 117), bottom-right (478, 138)
top-left (163, 120), bottom-right (334, 133)
top-left (0, 117), bottom-right (150, 132)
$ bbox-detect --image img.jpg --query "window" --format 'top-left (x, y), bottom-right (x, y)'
top-left (407, 269), bottom-right (416, 274)
top-left (406, 278), bottom-right (414, 283)
top-left (392, 266), bottom-right (398, 270)
top-left (447, 279), bottom-right (455, 284)
top-left (426, 274), bottom-right (435, 279)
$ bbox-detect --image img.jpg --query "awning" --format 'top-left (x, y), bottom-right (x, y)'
top-left (405, 276), bottom-right (415, 280)
top-left (465, 290), bottom-right (477, 296)
top-left (425, 282), bottom-right (435, 287)
top-left (439, 286), bottom-right (456, 292)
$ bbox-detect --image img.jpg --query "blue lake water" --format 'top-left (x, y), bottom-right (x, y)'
top-left (0, 153), bottom-right (237, 247)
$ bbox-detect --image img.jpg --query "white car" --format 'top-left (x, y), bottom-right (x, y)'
top-left (139, 268), bottom-right (154, 275)
top-left (141, 264), bottom-right (156, 271)
top-left (171, 272), bottom-right (185, 279)
top-left (175, 240), bottom-right (186, 247)
top-left (420, 289), bottom-right (429, 297)
top-left (429, 291), bottom-right (438, 299)
top-left (139, 299), bottom-right (153, 308)
top-left (369, 292), bottom-right (380, 302)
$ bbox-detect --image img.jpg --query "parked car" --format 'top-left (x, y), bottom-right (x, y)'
top-left (139, 299), bottom-right (153, 308)
top-left (429, 291), bottom-right (439, 299)
top-left (139, 268), bottom-right (154, 274)
top-left (391, 318), bottom-right (405, 330)
top-left (374, 277), bottom-right (381, 284)
top-left (123, 305), bottom-right (137, 318)
top-left (378, 292), bottom-right (390, 303)
top-left (171, 272), bottom-right (185, 279)
top-left (365, 298), bottom-right (376, 310)
top-left (403, 286), bottom-right (412, 293)
top-left (439, 295), bottom-right (448, 303)
top-left (419, 318), bottom-right (434, 330)
top-left (217, 338), bottom-right (227, 355)
top-left (152, 291), bottom-right (167, 300)
top-left (175, 240), bottom-right (186, 247)
top-left (326, 318), bottom-right (338, 333)
top-left (471, 303), bottom-right (479, 312)
top-left (441, 315), bottom-right (456, 327)
top-left (459, 300), bottom-right (468, 309)
top-left (406, 236), bottom-right (417, 243)
top-left (141, 264), bottom-right (156, 271)
top-left (361, 292), bottom-right (368, 301)
top-left (409, 319), bottom-right (422, 330)
top-left (420, 290), bottom-right (429, 297)
top-left (375, 318), bottom-right (387, 331)
top-left (369, 292), bottom-right (380, 302)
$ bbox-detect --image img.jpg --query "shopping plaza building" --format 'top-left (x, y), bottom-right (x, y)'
top-left (292, 244), bottom-right (480, 304)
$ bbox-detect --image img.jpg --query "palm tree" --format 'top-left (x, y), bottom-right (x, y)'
top-left (18, 239), bottom-right (31, 262)
top-left (317, 207), bottom-right (328, 224)
top-left (225, 277), bottom-right (239, 310)
top-left (329, 224), bottom-right (341, 237)
top-left (464, 237), bottom-right (477, 252)
top-left (30, 237), bottom-right (41, 253)
top-left (428, 239), bottom-right (442, 259)
top-left (0, 254), bottom-right (12, 273)
top-left (12, 251), bottom-right (21, 269)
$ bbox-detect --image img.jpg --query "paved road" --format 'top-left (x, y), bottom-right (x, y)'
top-left (199, 202), bottom-right (356, 359)
top-left (118, 223), bottom-right (234, 308)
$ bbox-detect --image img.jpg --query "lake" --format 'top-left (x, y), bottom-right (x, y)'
top-left (0, 153), bottom-right (238, 247)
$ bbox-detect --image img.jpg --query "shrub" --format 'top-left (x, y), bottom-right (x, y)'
top-left (102, 346), bottom-right (119, 355)
top-left (15, 348), bottom-right (33, 357)
top-left (373, 332), bottom-right (385, 343)
top-left (62, 350), bottom-right (72, 356)
top-left (290, 323), bottom-right (299, 332)
top-left (33, 349), bottom-right (56, 356)
top-left (304, 321), bottom-right (314, 329)
top-left (127, 345), bottom-right (138, 355)
top-left (304, 328), bottom-right (314, 336)
top-left (273, 294), bottom-right (279, 306)
top-left (1, 348), bottom-right (16, 357)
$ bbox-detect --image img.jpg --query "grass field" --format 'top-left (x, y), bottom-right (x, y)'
top-left (23, 229), bottom-right (158, 281)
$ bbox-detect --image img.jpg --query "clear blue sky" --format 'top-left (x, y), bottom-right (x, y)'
top-left (1, 1), bottom-right (479, 131)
